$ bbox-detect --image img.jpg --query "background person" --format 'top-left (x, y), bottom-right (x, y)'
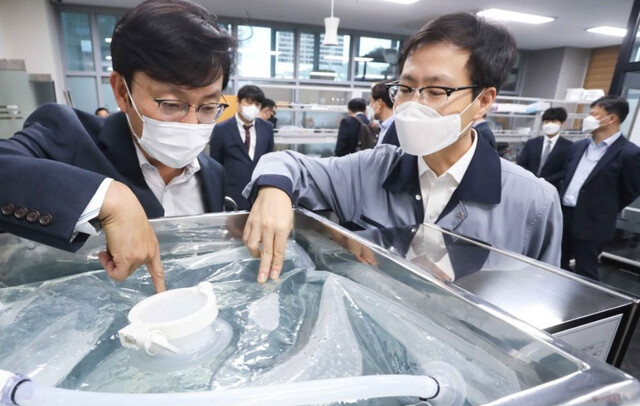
top-left (517, 107), bottom-right (573, 191)
top-left (95, 107), bottom-right (110, 117)
top-left (334, 98), bottom-right (369, 156)
top-left (209, 85), bottom-right (275, 210)
top-left (560, 96), bottom-right (640, 280)
top-left (370, 82), bottom-right (398, 147)
top-left (258, 97), bottom-right (277, 128)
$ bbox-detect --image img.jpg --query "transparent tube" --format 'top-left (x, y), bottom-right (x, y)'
top-left (8, 372), bottom-right (465, 406)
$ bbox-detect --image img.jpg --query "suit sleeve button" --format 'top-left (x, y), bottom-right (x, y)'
top-left (26, 210), bottom-right (40, 223)
top-left (14, 206), bottom-right (27, 219)
top-left (1, 203), bottom-right (14, 216)
top-left (38, 213), bottom-right (53, 226)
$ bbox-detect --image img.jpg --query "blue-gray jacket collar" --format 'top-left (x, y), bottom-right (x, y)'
top-left (382, 135), bottom-right (502, 220)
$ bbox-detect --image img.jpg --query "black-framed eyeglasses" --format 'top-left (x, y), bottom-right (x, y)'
top-left (132, 80), bottom-right (229, 124)
top-left (385, 81), bottom-right (479, 109)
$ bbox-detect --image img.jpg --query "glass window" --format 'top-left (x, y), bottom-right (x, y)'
top-left (97, 14), bottom-right (120, 73)
top-left (502, 52), bottom-right (524, 93)
top-left (100, 76), bottom-right (117, 113)
top-left (237, 25), bottom-right (294, 79)
top-left (355, 36), bottom-right (400, 82)
top-left (298, 32), bottom-right (350, 81)
top-left (68, 76), bottom-right (98, 114)
top-left (61, 12), bottom-right (94, 71)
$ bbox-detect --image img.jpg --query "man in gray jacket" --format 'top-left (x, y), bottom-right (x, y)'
top-left (242, 13), bottom-right (562, 283)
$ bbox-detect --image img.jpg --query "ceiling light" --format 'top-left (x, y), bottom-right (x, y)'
top-left (586, 26), bottom-right (629, 37)
top-left (354, 57), bottom-right (374, 62)
top-left (477, 8), bottom-right (554, 25)
top-left (323, 0), bottom-right (339, 46)
top-left (104, 37), bottom-right (112, 43)
top-left (377, 0), bottom-right (420, 3)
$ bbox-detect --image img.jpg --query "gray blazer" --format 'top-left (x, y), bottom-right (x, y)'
top-left (244, 137), bottom-right (562, 266)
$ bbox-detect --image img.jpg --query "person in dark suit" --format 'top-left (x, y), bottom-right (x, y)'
top-left (560, 96), bottom-right (640, 280)
top-left (370, 82), bottom-right (398, 147)
top-left (258, 97), bottom-right (278, 128)
top-left (334, 98), bottom-right (369, 156)
top-left (472, 115), bottom-right (496, 149)
top-left (0, 0), bottom-right (235, 292)
top-left (517, 107), bottom-right (573, 191)
top-left (210, 85), bottom-right (275, 210)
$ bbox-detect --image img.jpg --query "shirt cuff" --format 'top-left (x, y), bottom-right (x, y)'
top-left (247, 175), bottom-right (295, 205)
top-left (74, 178), bottom-right (113, 237)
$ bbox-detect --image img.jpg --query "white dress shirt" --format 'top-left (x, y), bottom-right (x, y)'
top-left (541, 133), bottom-right (560, 159)
top-left (236, 114), bottom-right (257, 160)
top-left (376, 115), bottom-right (395, 146)
top-left (562, 131), bottom-right (622, 207)
top-left (406, 131), bottom-right (479, 281)
top-left (133, 142), bottom-right (205, 216)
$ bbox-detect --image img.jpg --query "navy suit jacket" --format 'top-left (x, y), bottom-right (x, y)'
top-left (473, 121), bottom-right (496, 150)
top-left (559, 135), bottom-right (640, 241)
top-left (380, 121), bottom-right (399, 147)
top-left (335, 114), bottom-right (369, 157)
top-left (0, 103), bottom-right (225, 252)
top-left (517, 136), bottom-right (573, 191)
top-left (209, 116), bottom-right (274, 210)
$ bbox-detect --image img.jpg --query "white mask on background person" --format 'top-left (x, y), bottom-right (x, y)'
top-left (394, 94), bottom-right (480, 156)
top-left (581, 115), bottom-right (603, 133)
top-left (123, 81), bottom-right (214, 168)
top-left (240, 104), bottom-right (260, 122)
top-left (542, 123), bottom-right (561, 136)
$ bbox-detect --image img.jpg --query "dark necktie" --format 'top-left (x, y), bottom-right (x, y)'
top-left (243, 125), bottom-right (252, 151)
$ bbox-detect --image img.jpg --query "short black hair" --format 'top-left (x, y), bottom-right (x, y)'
top-left (111, 0), bottom-right (235, 90)
top-left (542, 107), bottom-right (568, 123)
top-left (591, 96), bottom-right (629, 123)
top-left (398, 13), bottom-right (517, 97)
top-left (237, 85), bottom-right (265, 105)
top-left (371, 82), bottom-right (393, 109)
top-left (348, 98), bottom-right (367, 113)
top-left (95, 107), bottom-right (109, 115)
top-left (262, 98), bottom-right (276, 109)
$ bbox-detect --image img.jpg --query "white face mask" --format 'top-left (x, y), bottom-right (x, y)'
top-left (582, 115), bottom-right (605, 133)
top-left (542, 123), bottom-right (561, 136)
top-left (124, 81), bottom-right (214, 169)
top-left (240, 104), bottom-right (260, 122)
top-left (393, 95), bottom-right (479, 156)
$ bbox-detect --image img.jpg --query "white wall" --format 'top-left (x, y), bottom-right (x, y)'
top-left (0, 0), bottom-right (66, 104)
top-left (520, 47), bottom-right (590, 100)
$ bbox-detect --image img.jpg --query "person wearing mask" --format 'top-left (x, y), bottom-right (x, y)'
top-left (472, 115), bottom-right (496, 149)
top-left (0, 0), bottom-right (234, 292)
top-left (334, 98), bottom-right (369, 156)
top-left (517, 107), bottom-right (573, 191)
top-left (560, 96), bottom-right (640, 280)
top-left (95, 107), bottom-right (110, 117)
top-left (240, 12), bottom-right (562, 284)
top-left (370, 82), bottom-right (399, 147)
top-left (258, 98), bottom-right (278, 128)
top-left (209, 85), bottom-right (275, 210)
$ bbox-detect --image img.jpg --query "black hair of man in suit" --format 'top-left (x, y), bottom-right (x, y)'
top-left (542, 107), bottom-right (568, 123)
top-left (238, 85), bottom-right (266, 106)
top-left (370, 82), bottom-right (393, 109)
top-left (347, 98), bottom-right (367, 113)
top-left (111, 0), bottom-right (235, 90)
top-left (398, 13), bottom-right (516, 98)
top-left (591, 96), bottom-right (629, 123)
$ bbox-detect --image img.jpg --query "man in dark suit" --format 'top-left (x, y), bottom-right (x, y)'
top-left (517, 107), bottom-right (573, 191)
top-left (0, 0), bottom-right (234, 292)
top-left (210, 85), bottom-right (275, 210)
top-left (370, 82), bottom-right (398, 147)
top-left (335, 98), bottom-right (370, 156)
top-left (560, 96), bottom-right (640, 280)
top-left (472, 115), bottom-right (496, 149)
